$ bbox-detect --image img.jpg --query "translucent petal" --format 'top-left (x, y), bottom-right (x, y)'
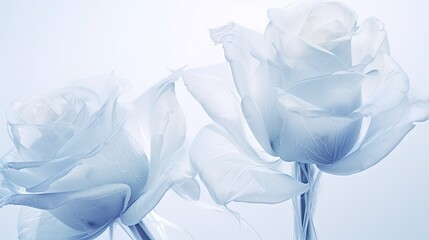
top-left (352, 17), bottom-right (390, 66)
top-left (210, 22), bottom-right (269, 98)
top-left (319, 37), bottom-right (352, 66)
top-left (265, 23), bottom-right (348, 84)
top-left (183, 64), bottom-right (242, 139)
top-left (267, 1), bottom-right (314, 36)
top-left (18, 208), bottom-right (88, 240)
top-left (245, 62), bottom-right (284, 156)
top-left (363, 98), bottom-right (429, 143)
top-left (19, 158), bottom-right (79, 192)
top-left (121, 177), bottom-right (172, 226)
top-left (189, 124), bottom-right (308, 205)
top-left (167, 143), bottom-right (197, 181)
top-left (299, 2), bottom-right (357, 45)
top-left (146, 77), bottom-right (186, 189)
top-left (172, 178), bottom-right (200, 201)
top-left (55, 96), bottom-right (127, 159)
top-left (357, 54), bottom-right (409, 116)
top-left (2, 127), bottom-right (146, 194)
top-left (6, 74), bottom-right (126, 162)
top-left (1, 149), bottom-right (44, 189)
top-left (286, 71), bottom-right (364, 115)
top-left (1, 150), bottom-right (86, 192)
top-left (143, 211), bottom-right (194, 240)
top-left (121, 144), bottom-right (197, 226)
top-left (71, 73), bottom-right (130, 105)
top-left (0, 189), bottom-right (11, 208)
top-left (318, 122), bottom-right (414, 175)
top-left (319, 100), bottom-right (429, 175)
top-left (7, 123), bottom-right (74, 161)
top-left (47, 129), bottom-right (148, 202)
top-left (268, 1), bottom-right (357, 48)
top-left (274, 92), bottom-right (362, 164)
top-left (121, 72), bottom-right (189, 226)
top-left (266, 1), bottom-right (355, 70)
top-left (7, 87), bottom-right (97, 126)
top-left (183, 64), bottom-right (272, 156)
top-left (363, 99), bottom-right (409, 141)
top-left (7, 184), bottom-right (130, 234)
top-left (405, 99), bottom-right (429, 123)
top-left (125, 71), bottom-right (183, 172)
top-left (56, 74), bottom-right (128, 159)
top-left (0, 169), bottom-right (14, 208)
top-left (241, 97), bottom-right (275, 155)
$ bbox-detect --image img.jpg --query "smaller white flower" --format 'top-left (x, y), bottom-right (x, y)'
top-left (1, 72), bottom-right (197, 239)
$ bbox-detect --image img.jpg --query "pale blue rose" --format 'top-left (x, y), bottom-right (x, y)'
top-left (183, 0), bottom-right (429, 206)
top-left (0, 73), bottom-right (197, 239)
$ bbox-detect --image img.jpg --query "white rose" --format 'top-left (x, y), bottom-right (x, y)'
top-left (1, 73), bottom-right (197, 239)
top-left (183, 0), bottom-right (429, 206)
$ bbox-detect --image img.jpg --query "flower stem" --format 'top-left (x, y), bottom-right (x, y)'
top-left (128, 222), bottom-right (153, 240)
top-left (293, 163), bottom-right (321, 240)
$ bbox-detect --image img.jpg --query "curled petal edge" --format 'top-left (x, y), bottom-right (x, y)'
top-left (318, 100), bottom-right (429, 175)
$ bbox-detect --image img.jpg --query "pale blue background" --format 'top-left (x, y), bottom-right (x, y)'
top-left (0, 0), bottom-right (428, 239)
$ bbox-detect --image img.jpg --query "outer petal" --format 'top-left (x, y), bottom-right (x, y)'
top-left (120, 148), bottom-right (196, 227)
top-left (131, 140), bottom-right (199, 209)
top-left (319, 99), bottom-right (429, 175)
top-left (210, 23), bottom-right (281, 155)
top-left (120, 176), bottom-right (171, 226)
top-left (0, 190), bottom-right (10, 208)
top-left (183, 64), bottom-right (273, 156)
top-left (125, 71), bottom-right (184, 168)
top-left (46, 129), bottom-right (148, 202)
top-left (286, 71), bottom-right (364, 115)
top-left (241, 96), bottom-right (276, 156)
top-left (122, 72), bottom-right (190, 225)
top-left (352, 17), bottom-right (390, 66)
top-left (2, 128), bottom-right (148, 195)
top-left (171, 178), bottom-right (200, 201)
top-left (246, 62), bottom-right (284, 156)
top-left (182, 64), bottom-right (241, 128)
top-left (0, 168), bottom-right (15, 207)
top-left (18, 208), bottom-right (87, 240)
top-left (356, 54), bottom-right (409, 116)
top-left (5, 184), bottom-right (130, 234)
top-left (274, 91), bottom-right (362, 165)
top-left (168, 144), bottom-right (200, 201)
top-left (188, 124), bottom-right (308, 205)
top-left (3, 122), bottom-right (133, 193)
top-left (210, 22), bottom-right (269, 98)
top-left (146, 75), bottom-right (186, 190)
top-left (1, 153), bottom-right (80, 192)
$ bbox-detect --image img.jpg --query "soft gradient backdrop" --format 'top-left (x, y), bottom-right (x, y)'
top-left (1, 0), bottom-right (428, 239)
